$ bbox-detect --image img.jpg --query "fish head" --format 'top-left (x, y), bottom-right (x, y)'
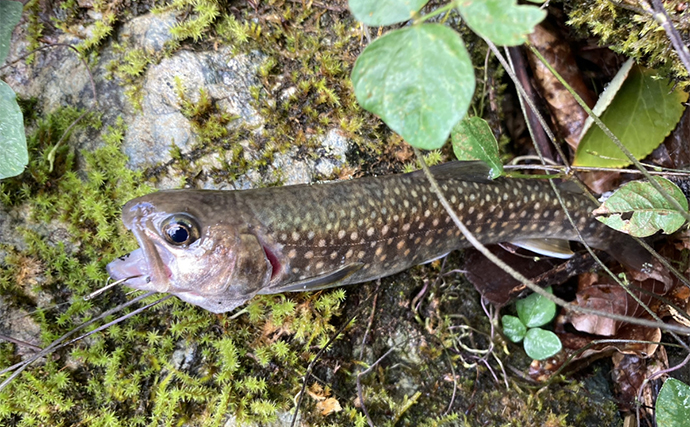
top-left (106, 191), bottom-right (271, 313)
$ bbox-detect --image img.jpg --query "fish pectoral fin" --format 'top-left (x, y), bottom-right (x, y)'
top-left (269, 263), bottom-right (364, 293)
top-left (509, 238), bottom-right (575, 259)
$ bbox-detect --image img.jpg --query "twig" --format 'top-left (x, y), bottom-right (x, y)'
top-left (356, 347), bottom-right (397, 427)
top-left (358, 283), bottom-right (380, 360)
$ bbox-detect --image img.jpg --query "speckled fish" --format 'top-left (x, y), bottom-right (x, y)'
top-left (107, 161), bottom-right (646, 313)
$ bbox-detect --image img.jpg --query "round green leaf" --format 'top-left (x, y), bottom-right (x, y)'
top-left (348, 0), bottom-right (429, 26)
top-left (451, 116), bottom-right (503, 179)
top-left (657, 378), bottom-right (690, 427)
top-left (456, 0), bottom-right (546, 46)
top-left (593, 177), bottom-right (688, 238)
top-left (516, 286), bottom-right (556, 328)
top-left (351, 24), bottom-right (475, 150)
top-left (0, 0), bottom-right (23, 65)
top-left (501, 315), bottom-right (526, 343)
top-left (523, 328), bottom-right (562, 360)
top-left (574, 65), bottom-right (689, 168)
top-left (0, 80), bottom-right (27, 179)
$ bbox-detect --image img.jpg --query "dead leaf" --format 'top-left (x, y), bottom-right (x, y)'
top-left (611, 346), bottom-right (668, 414)
top-left (526, 23), bottom-right (596, 149)
top-left (464, 245), bottom-right (595, 306)
top-left (316, 397), bottom-right (342, 416)
top-left (567, 267), bottom-right (670, 336)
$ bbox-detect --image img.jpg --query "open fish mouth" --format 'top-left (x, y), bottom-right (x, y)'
top-left (106, 246), bottom-right (173, 292)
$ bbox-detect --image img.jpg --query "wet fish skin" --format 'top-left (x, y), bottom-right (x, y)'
top-left (107, 161), bottom-right (642, 313)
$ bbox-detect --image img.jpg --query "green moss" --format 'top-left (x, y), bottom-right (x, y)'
top-left (567, 0), bottom-right (690, 87)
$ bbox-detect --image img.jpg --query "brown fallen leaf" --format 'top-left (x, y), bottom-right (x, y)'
top-left (612, 346), bottom-right (668, 415)
top-left (526, 23), bottom-right (596, 150)
top-left (567, 261), bottom-right (672, 337)
top-left (463, 245), bottom-right (600, 306)
top-left (316, 397), bottom-right (342, 416)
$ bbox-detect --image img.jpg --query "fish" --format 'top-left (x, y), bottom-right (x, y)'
top-left (106, 161), bottom-right (648, 313)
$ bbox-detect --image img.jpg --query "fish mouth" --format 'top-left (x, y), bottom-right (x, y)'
top-left (106, 245), bottom-right (173, 292)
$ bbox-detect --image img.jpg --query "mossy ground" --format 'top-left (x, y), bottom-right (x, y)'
top-left (0, 1), bottom-right (626, 426)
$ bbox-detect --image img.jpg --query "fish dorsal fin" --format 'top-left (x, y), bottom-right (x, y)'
top-left (510, 238), bottom-right (575, 259)
top-left (426, 161), bottom-right (493, 183)
top-left (270, 263), bottom-right (363, 293)
top-left (556, 179), bottom-right (585, 194)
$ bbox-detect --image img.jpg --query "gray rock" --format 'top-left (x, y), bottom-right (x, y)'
top-left (119, 12), bottom-right (177, 53)
top-left (123, 48), bottom-right (265, 168)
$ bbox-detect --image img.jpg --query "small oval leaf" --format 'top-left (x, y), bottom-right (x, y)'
top-left (456, 0), bottom-right (546, 46)
top-left (516, 286), bottom-right (556, 328)
top-left (593, 177), bottom-right (688, 238)
top-left (502, 315), bottom-right (526, 343)
top-left (656, 378), bottom-right (690, 427)
top-left (451, 116), bottom-right (503, 179)
top-left (574, 65), bottom-right (689, 168)
top-left (523, 328), bottom-right (562, 360)
top-left (348, 0), bottom-right (429, 27)
top-left (351, 24), bottom-right (475, 150)
top-left (0, 0), bottom-right (23, 65)
top-left (0, 80), bottom-right (27, 179)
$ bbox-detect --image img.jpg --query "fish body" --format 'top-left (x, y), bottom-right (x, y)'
top-left (107, 161), bottom-right (643, 313)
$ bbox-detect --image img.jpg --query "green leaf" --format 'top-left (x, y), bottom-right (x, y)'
top-left (0, 80), bottom-right (27, 179)
top-left (656, 378), bottom-right (690, 427)
top-left (351, 24), bottom-right (475, 150)
top-left (456, 0), bottom-right (546, 46)
top-left (348, 0), bottom-right (429, 26)
top-left (593, 177), bottom-right (688, 238)
top-left (516, 286), bottom-right (556, 328)
top-left (501, 315), bottom-right (526, 343)
top-left (523, 328), bottom-right (562, 360)
top-left (574, 65), bottom-right (689, 168)
top-left (0, 0), bottom-right (23, 65)
top-left (451, 116), bottom-right (503, 179)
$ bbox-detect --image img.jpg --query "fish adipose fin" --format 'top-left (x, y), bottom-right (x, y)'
top-left (268, 263), bottom-right (364, 293)
top-left (510, 238), bottom-right (575, 259)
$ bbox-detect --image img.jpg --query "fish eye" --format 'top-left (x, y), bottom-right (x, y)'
top-left (161, 214), bottom-right (200, 246)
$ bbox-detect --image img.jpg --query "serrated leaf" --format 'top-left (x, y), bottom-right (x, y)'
top-left (593, 177), bottom-right (688, 238)
top-left (501, 315), bottom-right (526, 343)
top-left (349, 0), bottom-right (429, 26)
top-left (456, 0), bottom-right (546, 46)
top-left (0, 0), bottom-right (23, 65)
top-left (0, 80), bottom-right (27, 179)
top-left (451, 116), bottom-right (503, 179)
top-left (351, 24), bottom-right (475, 150)
top-left (523, 328), bottom-right (562, 360)
top-left (516, 286), bottom-right (556, 328)
top-left (574, 65), bottom-right (689, 168)
top-left (656, 378), bottom-right (690, 427)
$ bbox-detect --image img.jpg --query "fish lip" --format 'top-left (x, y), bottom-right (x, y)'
top-left (106, 248), bottom-right (155, 290)
top-left (106, 239), bottom-right (174, 292)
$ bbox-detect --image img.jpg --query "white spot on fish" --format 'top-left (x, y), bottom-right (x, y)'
top-left (292, 232), bottom-right (300, 241)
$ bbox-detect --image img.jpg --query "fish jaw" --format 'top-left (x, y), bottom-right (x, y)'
top-left (106, 248), bottom-right (158, 290)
